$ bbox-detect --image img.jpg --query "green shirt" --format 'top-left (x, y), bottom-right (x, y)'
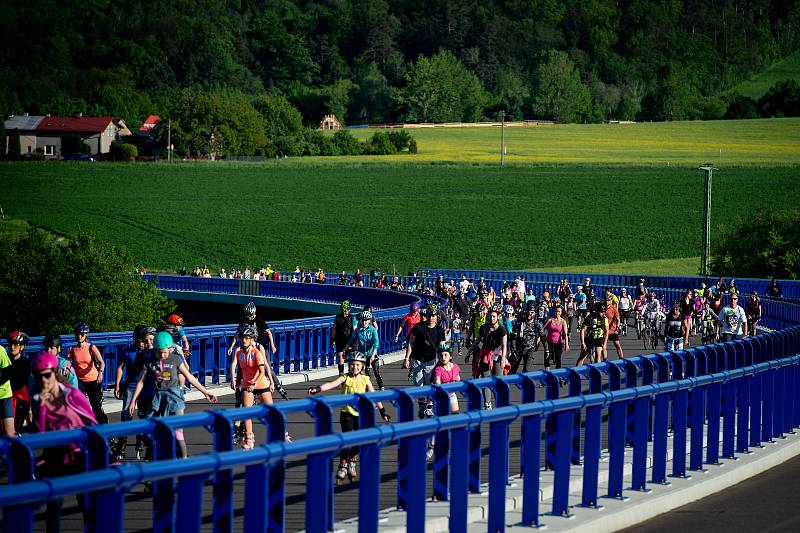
top-left (0, 345), bottom-right (12, 399)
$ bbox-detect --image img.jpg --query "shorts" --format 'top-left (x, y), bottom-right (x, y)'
top-left (608, 332), bottom-right (619, 342)
top-left (410, 359), bottom-right (436, 387)
top-left (447, 392), bottom-right (459, 411)
top-left (0, 397), bottom-right (12, 419)
top-left (149, 388), bottom-right (186, 417)
top-left (588, 337), bottom-right (605, 348)
top-left (251, 387), bottom-right (271, 396)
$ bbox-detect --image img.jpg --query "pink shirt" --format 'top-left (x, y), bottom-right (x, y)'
top-left (433, 363), bottom-right (461, 384)
top-left (545, 319), bottom-right (565, 344)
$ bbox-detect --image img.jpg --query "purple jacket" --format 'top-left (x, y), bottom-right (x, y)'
top-left (32, 383), bottom-right (97, 433)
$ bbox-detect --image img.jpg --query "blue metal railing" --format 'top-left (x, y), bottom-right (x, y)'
top-left (2, 273), bottom-right (800, 533)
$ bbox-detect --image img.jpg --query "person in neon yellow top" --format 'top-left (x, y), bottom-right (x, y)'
top-left (308, 351), bottom-right (390, 482)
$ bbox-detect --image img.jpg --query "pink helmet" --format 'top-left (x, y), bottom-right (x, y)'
top-left (33, 352), bottom-right (59, 373)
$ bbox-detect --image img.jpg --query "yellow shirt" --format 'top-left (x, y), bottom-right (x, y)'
top-left (340, 374), bottom-right (370, 416)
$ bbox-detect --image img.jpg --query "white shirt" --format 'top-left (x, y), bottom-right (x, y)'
top-left (719, 305), bottom-right (747, 335)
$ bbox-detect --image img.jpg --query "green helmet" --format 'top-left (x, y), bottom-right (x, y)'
top-left (341, 300), bottom-right (351, 312)
top-left (437, 343), bottom-right (452, 354)
top-left (154, 331), bottom-right (174, 350)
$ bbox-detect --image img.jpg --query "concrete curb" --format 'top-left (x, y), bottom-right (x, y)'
top-left (102, 351), bottom-right (407, 414)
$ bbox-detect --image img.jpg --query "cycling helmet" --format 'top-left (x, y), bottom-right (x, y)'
top-left (437, 343), bottom-right (452, 354)
top-left (244, 302), bottom-right (257, 316)
top-left (360, 310), bottom-right (373, 321)
top-left (341, 300), bottom-right (351, 312)
top-left (478, 289), bottom-right (488, 296)
top-left (33, 352), bottom-right (59, 373)
top-left (238, 324), bottom-right (258, 339)
top-left (139, 326), bottom-right (157, 340)
top-left (167, 313), bottom-right (185, 326)
top-left (9, 330), bottom-right (29, 345)
top-left (153, 331), bottom-right (174, 350)
top-left (74, 323), bottom-right (90, 335)
top-left (345, 351), bottom-right (367, 363)
top-left (490, 304), bottom-right (503, 314)
top-left (410, 302), bottom-right (419, 313)
top-left (542, 291), bottom-right (550, 299)
top-left (503, 304), bottom-right (514, 315)
top-left (43, 335), bottom-right (62, 349)
top-left (428, 302), bottom-right (440, 315)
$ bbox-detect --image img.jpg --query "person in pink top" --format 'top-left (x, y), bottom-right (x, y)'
top-left (431, 344), bottom-right (461, 414)
top-left (543, 306), bottom-right (570, 370)
top-left (30, 352), bottom-right (97, 532)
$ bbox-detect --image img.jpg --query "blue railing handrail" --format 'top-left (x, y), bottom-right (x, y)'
top-left (2, 270), bottom-right (800, 533)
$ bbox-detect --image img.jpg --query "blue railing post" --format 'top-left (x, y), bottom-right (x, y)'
top-left (607, 400), bottom-right (627, 498)
top-left (488, 415), bottom-right (512, 530)
top-left (431, 386), bottom-right (451, 502)
top-left (464, 381), bottom-right (483, 493)
top-left (356, 394), bottom-right (381, 533)
top-left (552, 409), bottom-right (577, 516)
top-left (302, 399), bottom-right (334, 533)
top-left (672, 386), bottom-right (689, 478)
top-left (395, 390), bottom-right (414, 510)
top-left (210, 411), bottom-right (234, 532)
top-left (631, 394), bottom-right (650, 491)
top-left (518, 375), bottom-right (543, 525)
top-left (689, 381), bottom-right (706, 471)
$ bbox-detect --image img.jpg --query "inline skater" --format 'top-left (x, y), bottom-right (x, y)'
top-left (431, 343), bottom-right (461, 414)
top-left (129, 332), bottom-right (218, 458)
top-left (578, 301), bottom-right (608, 366)
top-left (719, 294), bottom-right (748, 342)
top-left (617, 289), bottom-right (634, 336)
top-left (331, 300), bottom-right (357, 375)
top-left (510, 300), bottom-right (543, 374)
top-left (404, 302), bottom-right (446, 418)
top-left (450, 314), bottom-right (464, 357)
top-left (643, 292), bottom-right (662, 347)
top-left (228, 302), bottom-right (278, 366)
top-left (308, 351), bottom-right (390, 482)
top-left (465, 304), bottom-right (507, 408)
top-left (746, 291), bottom-right (762, 335)
top-left (395, 303), bottom-right (421, 345)
top-left (66, 323), bottom-right (108, 424)
top-left (575, 286), bottom-right (588, 329)
top-left (502, 304), bottom-right (516, 372)
top-left (664, 302), bottom-right (687, 351)
top-left (230, 325), bottom-right (284, 449)
top-left (634, 294), bottom-right (647, 338)
top-left (162, 313), bottom-right (190, 355)
top-left (543, 306), bottom-right (569, 370)
top-left (7, 331), bottom-right (31, 433)
top-left (604, 294), bottom-right (624, 360)
top-left (113, 326), bottom-right (155, 460)
top-left (346, 310), bottom-right (383, 390)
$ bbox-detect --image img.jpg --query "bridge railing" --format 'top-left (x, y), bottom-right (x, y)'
top-left (1, 324), bottom-right (799, 533)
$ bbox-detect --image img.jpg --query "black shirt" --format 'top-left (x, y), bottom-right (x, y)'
top-left (333, 313), bottom-right (356, 345)
top-left (477, 323), bottom-right (507, 351)
top-left (409, 322), bottom-right (446, 362)
top-left (239, 315), bottom-right (270, 346)
top-left (665, 315), bottom-right (684, 338)
top-left (10, 355), bottom-right (31, 391)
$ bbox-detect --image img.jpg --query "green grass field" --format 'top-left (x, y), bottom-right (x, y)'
top-left (727, 51), bottom-right (800, 100)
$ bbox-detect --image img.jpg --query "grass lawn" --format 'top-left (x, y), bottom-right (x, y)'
top-left (726, 51), bottom-right (800, 100)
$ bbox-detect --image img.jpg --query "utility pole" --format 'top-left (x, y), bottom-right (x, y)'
top-left (167, 119), bottom-right (172, 163)
top-left (699, 164), bottom-right (718, 277)
top-left (500, 110), bottom-right (506, 167)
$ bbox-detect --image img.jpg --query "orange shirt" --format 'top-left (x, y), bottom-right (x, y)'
top-left (236, 346), bottom-right (270, 390)
top-left (68, 343), bottom-right (101, 382)
top-left (605, 306), bottom-right (620, 334)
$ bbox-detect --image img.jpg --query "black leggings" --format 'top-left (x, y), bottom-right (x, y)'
top-left (78, 380), bottom-right (108, 424)
top-left (339, 412), bottom-right (359, 460)
top-left (545, 342), bottom-right (563, 369)
top-left (364, 357), bottom-right (384, 389)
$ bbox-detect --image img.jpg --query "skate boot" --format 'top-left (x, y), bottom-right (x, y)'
top-left (336, 461), bottom-right (348, 483)
top-left (347, 457), bottom-right (358, 481)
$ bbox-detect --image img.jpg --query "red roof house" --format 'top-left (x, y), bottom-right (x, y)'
top-left (35, 115), bottom-right (131, 158)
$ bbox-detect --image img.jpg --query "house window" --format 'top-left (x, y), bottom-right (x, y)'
top-left (44, 145), bottom-right (56, 156)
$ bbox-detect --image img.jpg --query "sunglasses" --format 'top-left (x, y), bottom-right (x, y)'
top-left (38, 371), bottom-right (55, 380)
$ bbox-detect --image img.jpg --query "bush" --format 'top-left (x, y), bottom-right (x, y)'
top-left (365, 132), bottom-right (397, 155)
top-left (110, 141), bottom-right (138, 161)
top-left (711, 208), bottom-right (800, 279)
top-left (408, 139), bottom-right (418, 154)
top-left (758, 80), bottom-right (800, 118)
top-left (386, 130), bottom-right (413, 152)
top-left (0, 230), bottom-right (175, 335)
top-left (724, 94), bottom-right (760, 119)
top-left (332, 130), bottom-right (363, 155)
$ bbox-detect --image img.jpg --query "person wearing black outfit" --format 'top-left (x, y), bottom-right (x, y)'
top-left (767, 277), bottom-right (782, 298)
top-left (403, 302), bottom-right (446, 418)
top-left (465, 304), bottom-right (507, 408)
top-left (331, 300), bottom-right (357, 375)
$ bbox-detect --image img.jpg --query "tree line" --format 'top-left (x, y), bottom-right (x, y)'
top-left (1, 1), bottom-right (799, 155)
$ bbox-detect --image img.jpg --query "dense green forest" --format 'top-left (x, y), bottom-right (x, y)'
top-left (2, 1), bottom-right (799, 153)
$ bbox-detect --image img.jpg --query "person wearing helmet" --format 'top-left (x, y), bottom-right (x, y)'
top-left (164, 313), bottom-right (191, 355)
top-left (7, 331), bottom-right (31, 433)
top-left (129, 332), bottom-right (217, 458)
top-left (466, 304), bottom-right (508, 409)
top-left (66, 323), bottom-right (108, 424)
top-left (431, 344), bottom-right (461, 415)
top-left (228, 302), bottom-right (276, 362)
top-left (466, 301), bottom-right (488, 348)
top-left (664, 302), bottom-right (687, 352)
top-left (29, 351), bottom-right (97, 530)
top-left (404, 300), bottom-right (446, 418)
top-left (230, 324), bottom-right (279, 449)
top-left (577, 301), bottom-right (609, 366)
top-left (0, 341), bottom-right (14, 436)
top-left (32, 335), bottom-right (79, 391)
top-left (331, 300), bottom-right (358, 376)
top-left (112, 326), bottom-right (156, 460)
top-left (346, 310), bottom-right (382, 389)
top-left (575, 286), bottom-right (588, 328)
top-left (308, 351), bottom-right (390, 482)
top-left (394, 302), bottom-right (421, 347)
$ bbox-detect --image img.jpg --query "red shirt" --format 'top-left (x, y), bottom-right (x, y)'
top-left (605, 306), bottom-right (620, 333)
top-left (401, 312), bottom-right (421, 336)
